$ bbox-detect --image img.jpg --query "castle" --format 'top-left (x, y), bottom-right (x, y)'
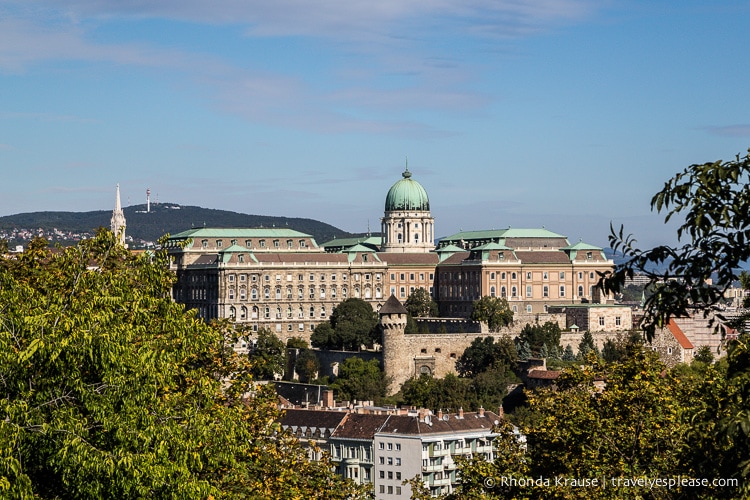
top-left (161, 166), bottom-right (630, 391)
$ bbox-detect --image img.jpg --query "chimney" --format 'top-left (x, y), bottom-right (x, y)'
top-left (478, 406), bottom-right (485, 417)
top-left (498, 406), bottom-right (505, 419)
top-left (458, 407), bottom-right (464, 419)
top-left (322, 390), bottom-right (334, 408)
top-left (437, 409), bottom-right (443, 420)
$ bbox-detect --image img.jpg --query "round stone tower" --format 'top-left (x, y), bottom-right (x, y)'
top-left (381, 166), bottom-right (435, 253)
top-left (379, 295), bottom-right (410, 394)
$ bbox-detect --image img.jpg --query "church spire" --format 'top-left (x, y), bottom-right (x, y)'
top-left (111, 184), bottom-right (127, 246)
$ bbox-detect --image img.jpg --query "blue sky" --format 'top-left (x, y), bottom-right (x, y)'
top-left (2, 1), bottom-right (749, 248)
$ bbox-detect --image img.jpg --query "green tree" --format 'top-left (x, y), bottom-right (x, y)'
top-left (404, 287), bottom-right (438, 317)
top-left (248, 327), bottom-right (286, 380)
top-left (400, 374), bottom-right (439, 408)
top-left (0, 230), bottom-right (364, 499)
top-left (693, 345), bottom-right (715, 364)
top-left (515, 321), bottom-right (561, 358)
top-left (562, 344), bottom-right (576, 361)
top-left (310, 321), bottom-right (336, 349)
top-left (329, 298), bottom-right (379, 350)
top-left (456, 335), bottom-right (517, 378)
top-left (330, 357), bottom-right (389, 404)
top-left (286, 336), bottom-right (308, 349)
top-left (599, 149), bottom-right (750, 497)
top-left (470, 296), bottom-right (514, 332)
top-left (577, 330), bottom-right (599, 359)
top-left (294, 348), bottom-right (321, 383)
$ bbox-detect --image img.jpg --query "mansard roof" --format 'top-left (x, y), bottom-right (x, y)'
top-left (170, 227), bottom-right (313, 239)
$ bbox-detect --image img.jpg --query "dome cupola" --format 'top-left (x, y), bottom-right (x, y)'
top-left (384, 168), bottom-right (430, 212)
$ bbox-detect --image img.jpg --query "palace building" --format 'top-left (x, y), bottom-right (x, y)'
top-left (165, 167), bottom-right (614, 343)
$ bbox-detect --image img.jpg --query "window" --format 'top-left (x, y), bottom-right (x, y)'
top-left (543, 271), bottom-right (548, 280)
top-left (559, 271), bottom-right (565, 279)
top-left (578, 271), bottom-right (583, 279)
top-left (559, 285), bottom-right (565, 297)
top-left (526, 305), bottom-right (532, 313)
top-left (395, 457), bottom-right (401, 466)
top-left (259, 240), bottom-right (266, 247)
top-left (216, 240), bottom-right (223, 248)
top-left (410, 273), bottom-right (415, 281)
top-left (379, 442), bottom-right (384, 450)
top-left (543, 285), bottom-right (549, 297)
top-left (599, 316), bottom-right (605, 326)
top-left (526, 272), bottom-right (532, 280)
top-left (511, 272), bottom-right (517, 280)
top-left (511, 286), bottom-right (517, 298)
top-left (273, 239), bottom-right (279, 247)
top-left (616, 316), bottom-right (622, 326)
top-left (490, 272), bottom-right (496, 280)
top-left (578, 285), bottom-right (584, 297)
top-left (589, 272), bottom-right (595, 279)
top-left (490, 286), bottom-right (496, 297)
top-left (396, 443), bottom-right (401, 451)
top-left (526, 285), bottom-right (532, 297)
top-left (501, 272), bottom-right (506, 280)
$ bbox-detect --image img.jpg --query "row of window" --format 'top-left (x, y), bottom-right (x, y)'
top-left (389, 272), bottom-right (434, 282)
top-left (228, 272), bottom-right (382, 283)
top-left (227, 286), bottom-right (383, 301)
top-left (201, 238), bottom-right (309, 249)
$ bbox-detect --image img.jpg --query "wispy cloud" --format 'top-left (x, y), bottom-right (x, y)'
top-left (705, 124), bottom-right (750, 138)
top-left (0, 1), bottom-right (601, 134)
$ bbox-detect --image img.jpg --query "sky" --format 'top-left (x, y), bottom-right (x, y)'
top-left (2, 1), bottom-right (750, 249)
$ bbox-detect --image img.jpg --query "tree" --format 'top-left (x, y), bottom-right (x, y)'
top-left (456, 336), bottom-right (517, 378)
top-left (328, 298), bottom-right (379, 350)
top-left (576, 330), bottom-right (599, 359)
top-left (602, 150), bottom-right (750, 339)
top-left (515, 322), bottom-right (561, 358)
top-left (0, 230), bottom-right (364, 498)
top-left (470, 296), bottom-right (513, 332)
top-left (330, 357), bottom-right (389, 404)
top-left (404, 287), bottom-right (438, 317)
top-left (562, 344), bottom-right (576, 361)
top-left (248, 327), bottom-right (286, 380)
top-left (599, 149), bottom-right (750, 497)
top-left (294, 348), bottom-right (321, 383)
top-left (310, 321), bottom-right (336, 349)
top-left (693, 345), bottom-right (715, 365)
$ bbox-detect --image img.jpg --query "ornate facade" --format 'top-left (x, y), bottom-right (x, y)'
top-left (165, 167), bottom-right (615, 344)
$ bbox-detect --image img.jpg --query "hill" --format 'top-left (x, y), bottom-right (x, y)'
top-left (0, 204), bottom-right (359, 248)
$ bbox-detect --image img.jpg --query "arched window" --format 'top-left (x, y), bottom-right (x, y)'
top-left (490, 286), bottom-right (496, 297)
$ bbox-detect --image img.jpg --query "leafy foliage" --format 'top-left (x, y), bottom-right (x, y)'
top-left (515, 322), bottom-right (561, 358)
top-left (0, 230), bottom-right (363, 499)
top-left (311, 298), bottom-right (379, 351)
top-left (329, 357), bottom-right (389, 404)
top-left (601, 150), bottom-right (750, 339)
top-left (456, 336), bottom-right (517, 378)
top-left (294, 348), bottom-right (321, 383)
top-left (470, 296), bottom-right (513, 332)
top-left (404, 288), bottom-right (438, 317)
top-left (248, 327), bottom-right (286, 380)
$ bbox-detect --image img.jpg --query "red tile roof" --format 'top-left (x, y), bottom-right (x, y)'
top-left (667, 320), bottom-right (695, 349)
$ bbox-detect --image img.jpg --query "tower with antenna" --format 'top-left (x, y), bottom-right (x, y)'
top-left (146, 188), bottom-right (151, 213)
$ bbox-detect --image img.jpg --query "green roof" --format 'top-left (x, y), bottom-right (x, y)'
top-left (384, 168), bottom-right (430, 211)
top-left (472, 241), bottom-right (513, 251)
top-left (440, 227), bottom-right (567, 243)
top-left (320, 235), bottom-right (382, 248)
top-left (560, 240), bottom-right (603, 251)
top-left (169, 227), bottom-right (313, 239)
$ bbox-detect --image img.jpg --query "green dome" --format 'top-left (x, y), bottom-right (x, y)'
top-left (384, 169), bottom-right (430, 211)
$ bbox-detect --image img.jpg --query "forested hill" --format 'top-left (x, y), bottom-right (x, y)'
top-left (0, 204), bottom-right (357, 247)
